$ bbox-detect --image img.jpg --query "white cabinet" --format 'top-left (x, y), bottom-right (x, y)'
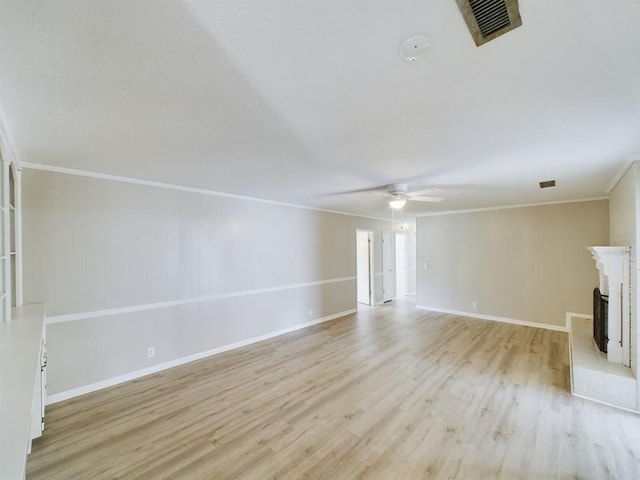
top-left (0, 304), bottom-right (46, 479)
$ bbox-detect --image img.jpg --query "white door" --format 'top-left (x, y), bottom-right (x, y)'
top-left (356, 230), bottom-right (373, 305)
top-left (382, 230), bottom-right (396, 302)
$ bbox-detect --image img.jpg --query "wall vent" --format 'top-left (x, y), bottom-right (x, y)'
top-left (454, 0), bottom-right (522, 47)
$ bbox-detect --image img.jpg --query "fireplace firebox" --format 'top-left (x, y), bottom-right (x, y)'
top-left (593, 287), bottom-right (608, 353)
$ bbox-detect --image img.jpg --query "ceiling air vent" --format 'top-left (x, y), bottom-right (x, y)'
top-left (454, 0), bottom-right (522, 47)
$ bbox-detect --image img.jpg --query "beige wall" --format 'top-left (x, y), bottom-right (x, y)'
top-left (22, 169), bottom-right (395, 398)
top-left (416, 200), bottom-right (609, 328)
top-left (609, 162), bottom-right (638, 378)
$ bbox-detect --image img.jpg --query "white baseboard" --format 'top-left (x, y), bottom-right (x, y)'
top-left (415, 305), bottom-right (569, 332)
top-left (46, 308), bottom-right (356, 405)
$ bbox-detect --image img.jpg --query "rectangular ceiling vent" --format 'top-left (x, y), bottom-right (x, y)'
top-left (455, 0), bottom-right (522, 47)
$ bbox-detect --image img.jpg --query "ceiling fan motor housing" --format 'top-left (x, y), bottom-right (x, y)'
top-left (387, 183), bottom-right (408, 196)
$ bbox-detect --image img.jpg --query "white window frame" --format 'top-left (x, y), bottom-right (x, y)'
top-left (1, 155), bottom-right (22, 322)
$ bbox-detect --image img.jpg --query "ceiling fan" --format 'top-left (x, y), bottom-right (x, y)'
top-left (373, 184), bottom-right (444, 209)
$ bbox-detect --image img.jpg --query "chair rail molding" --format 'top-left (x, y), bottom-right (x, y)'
top-left (587, 246), bottom-right (631, 366)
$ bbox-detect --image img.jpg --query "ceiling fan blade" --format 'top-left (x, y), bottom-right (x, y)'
top-left (368, 190), bottom-right (391, 197)
top-left (409, 196), bottom-right (444, 203)
top-left (406, 188), bottom-right (437, 197)
top-left (323, 185), bottom-right (387, 197)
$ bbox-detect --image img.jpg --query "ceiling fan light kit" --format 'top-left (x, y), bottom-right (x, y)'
top-left (389, 197), bottom-right (407, 209)
top-left (382, 183), bottom-right (443, 210)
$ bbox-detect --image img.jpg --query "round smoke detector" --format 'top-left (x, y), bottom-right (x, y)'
top-left (398, 35), bottom-right (431, 62)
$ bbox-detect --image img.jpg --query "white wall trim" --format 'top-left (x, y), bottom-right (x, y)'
top-left (21, 162), bottom-right (394, 222)
top-left (46, 308), bottom-right (356, 405)
top-left (416, 197), bottom-right (609, 218)
top-left (46, 276), bottom-right (356, 325)
top-left (416, 305), bottom-right (570, 332)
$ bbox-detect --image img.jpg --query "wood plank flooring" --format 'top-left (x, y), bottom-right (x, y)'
top-left (27, 301), bottom-right (640, 479)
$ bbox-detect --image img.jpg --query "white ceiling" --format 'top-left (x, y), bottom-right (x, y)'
top-left (0, 0), bottom-right (638, 219)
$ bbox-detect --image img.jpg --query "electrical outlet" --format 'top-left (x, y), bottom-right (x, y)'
top-left (147, 347), bottom-right (155, 358)
top-left (472, 302), bottom-right (478, 310)
top-left (308, 309), bottom-right (313, 317)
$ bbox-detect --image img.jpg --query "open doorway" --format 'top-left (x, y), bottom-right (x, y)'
top-left (395, 232), bottom-right (416, 297)
top-left (382, 230), bottom-right (396, 302)
top-left (356, 230), bottom-right (373, 305)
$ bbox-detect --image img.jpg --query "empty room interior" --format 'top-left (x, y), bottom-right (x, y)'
top-left (1, 1), bottom-right (640, 479)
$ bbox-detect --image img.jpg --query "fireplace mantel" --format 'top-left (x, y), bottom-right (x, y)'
top-left (587, 246), bottom-right (631, 366)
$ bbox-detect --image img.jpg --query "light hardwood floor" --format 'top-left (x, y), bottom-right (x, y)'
top-left (27, 301), bottom-right (640, 479)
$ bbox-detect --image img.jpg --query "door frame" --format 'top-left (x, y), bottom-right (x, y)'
top-left (356, 229), bottom-right (374, 305)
